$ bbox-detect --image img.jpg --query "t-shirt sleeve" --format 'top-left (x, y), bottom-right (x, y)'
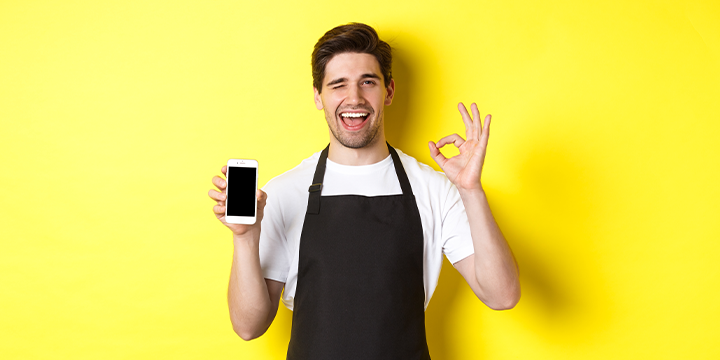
top-left (440, 182), bottom-right (475, 264)
top-left (258, 182), bottom-right (290, 283)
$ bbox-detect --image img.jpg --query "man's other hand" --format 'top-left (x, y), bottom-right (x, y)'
top-left (208, 165), bottom-right (267, 238)
top-left (428, 102), bottom-right (491, 192)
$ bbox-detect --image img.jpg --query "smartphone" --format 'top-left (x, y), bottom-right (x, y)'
top-left (225, 159), bottom-right (259, 225)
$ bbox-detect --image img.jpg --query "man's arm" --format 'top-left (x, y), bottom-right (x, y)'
top-left (209, 167), bottom-right (284, 340)
top-left (452, 189), bottom-right (519, 310)
top-left (429, 103), bottom-right (520, 310)
top-left (227, 235), bottom-right (285, 340)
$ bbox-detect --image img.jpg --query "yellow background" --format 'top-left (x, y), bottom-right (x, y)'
top-left (2, 0), bottom-right (719, 358)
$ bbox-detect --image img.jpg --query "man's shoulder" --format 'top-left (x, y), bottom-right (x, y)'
top-left (262, 151), bottom-right (321, 194)
top-left (394, 148), bottom-right (460, 211)
top-left (395, 148), bottom-right (451, 186)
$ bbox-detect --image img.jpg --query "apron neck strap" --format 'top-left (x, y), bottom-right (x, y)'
top-left (387, 144), bottom-right (413, 198)
top-left (307, 143), bottom-right (413, 215)
top-left (306, 145), bottom-right (330, 215)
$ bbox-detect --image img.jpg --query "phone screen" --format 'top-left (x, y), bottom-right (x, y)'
top-left (226, 166), bottom-right (257, 217)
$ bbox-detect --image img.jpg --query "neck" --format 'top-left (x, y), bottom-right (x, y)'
top-left (327, 132), bottom-right (390, 166)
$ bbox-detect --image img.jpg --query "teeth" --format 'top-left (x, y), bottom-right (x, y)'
top-left (341, 113), bottom-right (368, 118)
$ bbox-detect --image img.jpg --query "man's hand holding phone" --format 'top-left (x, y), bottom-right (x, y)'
top-left (209, 163), bottom-right (267, 239)
top-left (211, 161), bottom-right (283, 341)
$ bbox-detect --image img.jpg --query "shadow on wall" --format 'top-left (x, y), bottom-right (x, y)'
top-left (492, 131), bottom-right (615, 343)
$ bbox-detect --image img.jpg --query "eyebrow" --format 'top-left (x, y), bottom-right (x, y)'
top-left (326, 73), bottom-right (381, 87)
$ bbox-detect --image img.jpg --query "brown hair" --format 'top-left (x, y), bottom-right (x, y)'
top-left (311, 23), bottom-right (392, 93)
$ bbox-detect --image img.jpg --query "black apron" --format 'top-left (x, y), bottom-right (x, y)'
top-left (287, 144), bottom-right (431, 360)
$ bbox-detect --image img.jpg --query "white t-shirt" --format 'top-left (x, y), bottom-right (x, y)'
top-left (259, 148), bottom-right (474, 311)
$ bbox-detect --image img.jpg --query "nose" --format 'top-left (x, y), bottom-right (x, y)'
top-left (346, 84), bottom-right (365, 106)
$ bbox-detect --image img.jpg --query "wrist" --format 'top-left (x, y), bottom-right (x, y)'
top-left (232, 232), bottom-right (260, 250)
top-left (457, 184), bottom-right (485, 198)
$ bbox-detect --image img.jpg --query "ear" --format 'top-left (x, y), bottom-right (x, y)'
top-left (384, 78), bottom-right (395, 106)
top-left (314, 87), bottom-right (324, 110)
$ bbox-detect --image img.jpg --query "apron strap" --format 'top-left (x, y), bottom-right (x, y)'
top-left (307, 145), bottom-right (329, 215)
top-left (387, 144), bottom-right (414, 198)
top-left (306, 143), bottom-right (413, 215)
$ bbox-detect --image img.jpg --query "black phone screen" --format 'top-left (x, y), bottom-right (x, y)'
top-left (226, 166), bottom-right (257, 217)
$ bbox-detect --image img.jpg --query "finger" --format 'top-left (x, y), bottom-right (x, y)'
top-left (213, 204), bottom-right (226, 214)
top-left (257, 189), bottom-right (267, 202)
top-left (471, 103), bottom-right (482, 139)
top-left (480, 114), bottom-right (491, 148)
top-left (256, 189), bottom-right (268, 220)
top-left (221, 165), bottom-right (227, 176)
top-left (212, 175), bottom-right (227, 190)
top-left (257, 189), bottom-right (268, 210)
top-left (428, 141), bottom-right (448, 167)
top-left (457, 102), bottom-right (474, 140)
top-left (257, 189), bottom-right (267, 208)
top-left (208, 189), bottom-right (226, 202)
top-left (436, 133), bottom-right (466, 148)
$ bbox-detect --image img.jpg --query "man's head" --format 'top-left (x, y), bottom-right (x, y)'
top-left (312, 23), bottom-right (392, 94)
top-left (312, 23), bottom-right (395, 149)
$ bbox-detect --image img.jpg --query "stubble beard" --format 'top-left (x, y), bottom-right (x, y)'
top-left (326, 106), bottom-right (384, 149)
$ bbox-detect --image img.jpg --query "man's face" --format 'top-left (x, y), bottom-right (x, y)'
top-left (314, 52), bottom-right (395, 149)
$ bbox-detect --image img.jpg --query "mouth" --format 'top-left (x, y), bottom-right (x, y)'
top-left (338, 110), bottom-right (371, 131)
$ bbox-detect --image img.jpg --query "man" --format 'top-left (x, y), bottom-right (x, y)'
top-left (208, 23), bottom-right (520, 359)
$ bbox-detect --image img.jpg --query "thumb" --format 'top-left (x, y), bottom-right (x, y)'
top-left (256, 189), bottom-right (268, 219)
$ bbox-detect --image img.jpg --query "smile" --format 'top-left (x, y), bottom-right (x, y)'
top-left (339, 111), bottom-right (370, 131)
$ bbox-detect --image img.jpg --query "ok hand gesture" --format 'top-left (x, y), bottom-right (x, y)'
top-left (428, 102), bottom-right (491, 192)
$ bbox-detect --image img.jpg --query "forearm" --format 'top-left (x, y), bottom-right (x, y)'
top-left (459, 188), bottom-right (520, 309)
top-left (227, 233), bottom-right (276, 340)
